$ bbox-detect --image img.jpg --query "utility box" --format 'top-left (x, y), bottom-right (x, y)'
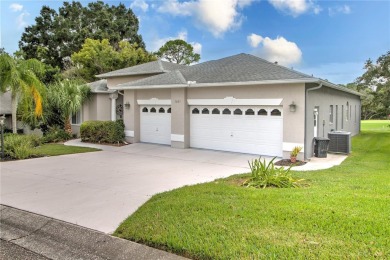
top-left (314, 137), bottom-right (330, 158)
top-left (328, 131), bottom-right (351, 154)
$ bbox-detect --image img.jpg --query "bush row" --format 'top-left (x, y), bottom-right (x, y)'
top-left (80, 120), bottom-right (125, 144)
top-left (3, 134), bottom-right (41, 160)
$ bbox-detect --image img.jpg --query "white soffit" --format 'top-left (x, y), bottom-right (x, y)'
top-left (137, 98), bottom-right (171, 105)
top-left (187, 97), bottom-right (283, 106)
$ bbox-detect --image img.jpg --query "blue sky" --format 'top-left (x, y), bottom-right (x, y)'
top-left (1, 0), bottom-right (389, 84)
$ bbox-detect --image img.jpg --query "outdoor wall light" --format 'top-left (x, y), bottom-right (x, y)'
top-left (289, 102), bottom-right (297, 112)
top-left (124, 102), bottom-right (131, 109)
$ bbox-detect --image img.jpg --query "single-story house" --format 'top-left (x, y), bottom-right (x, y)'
top-left (73, 53), bottom-right (362, 160)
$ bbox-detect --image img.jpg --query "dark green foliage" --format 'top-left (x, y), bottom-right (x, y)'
top-left (3, 134), bottom-right (41, 160)
top-left (156, 39), bottom-right (200, 65)
top-left (243, 157), bottom-right (304, 188)
top-left (80, 120), bottom-right (125, 144)
top-left (42, 125), bottom-right (72, 143)
top-left (19, 1), bottom-right (144, 69)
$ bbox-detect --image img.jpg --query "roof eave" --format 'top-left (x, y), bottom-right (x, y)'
top-left (318, 79), bottom-right (363, 97)
top-left (96, 71), bottom-right (164, 78)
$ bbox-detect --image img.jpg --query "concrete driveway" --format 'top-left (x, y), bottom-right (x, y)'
top-left (1, 143), bottom-right (259, 233)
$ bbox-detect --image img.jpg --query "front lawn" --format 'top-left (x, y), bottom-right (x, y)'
top-left (114, 122), bottom-right (390, 259)
top-left (36, 144), bottom-right (100, 156)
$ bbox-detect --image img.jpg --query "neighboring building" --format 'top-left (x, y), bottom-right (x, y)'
top-left (75, 54), bottom-right (362, 160)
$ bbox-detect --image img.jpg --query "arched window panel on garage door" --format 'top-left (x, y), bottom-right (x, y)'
top-left (271, 108), bottom-right (282, 116)
top-left (222, 108), bottom-right (231, 115)
top-left (142, 107), bottom-right (148, 113)
top-left (192, 108), bottom-right (200, 114)
top-left (150, 107), bottom-right (157, 113)
top-left (245, 109), bottom-right (255, 115)
top-left (233, 108), bottom-right (243, 115)
top-left (159, 107), bottom-right (165, 113)
top-left (258, 109), bottom-right (267, 116)
top-left (167, 108), bottom-right (171, 113)
top-left (202, 108), bottom-right (209, 114)
top-left (212, 108), bottom-right (220, 114)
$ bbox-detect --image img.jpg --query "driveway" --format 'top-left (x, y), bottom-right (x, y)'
top-left (0, 143), bottom-right (259, 233)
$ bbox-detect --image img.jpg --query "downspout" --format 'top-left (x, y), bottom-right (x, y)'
top-left (305, 82), bottom-right (323, 160)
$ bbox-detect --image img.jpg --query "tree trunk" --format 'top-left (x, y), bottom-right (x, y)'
top-left (11, 95), bottom-right (18, 134)
top-left (64, 118), bottom-right (72, 135)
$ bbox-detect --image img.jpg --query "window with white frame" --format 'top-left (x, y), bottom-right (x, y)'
top-left (71, 110), bottom-right (82, 124)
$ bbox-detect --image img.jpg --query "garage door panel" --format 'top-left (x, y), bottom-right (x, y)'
top-left (190, 106), bottom-right (282, 156)
top-left (140, 106), bottom-right (171, 145)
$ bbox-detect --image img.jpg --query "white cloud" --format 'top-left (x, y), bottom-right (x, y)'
top-left (149, 30), bottom-right (202, 56)
top-left (268, 0), bottom-right (321, 16)
top-left (247, 33), bottom-right (263, 48)
top-left (9, 3), bottom-right (23, 12)
top-left (157, 0), bottom-right (255, 37)
top-left (328, 5), bottom-right (351, 16)
top-left (17, 12), bottom-right (29, 30)
top-left (248, 34), bottom-right (302, 66)
top-left (130, 0), bottom-right (149, 12)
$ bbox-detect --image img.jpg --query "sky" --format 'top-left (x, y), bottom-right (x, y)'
top-left (1, 0), bottom-right (389, 84)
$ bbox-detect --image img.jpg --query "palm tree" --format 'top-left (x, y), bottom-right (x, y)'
top-left (48, 80), bottom-right (90, 134)
top-left (0, 53), bottom-right (45, 133)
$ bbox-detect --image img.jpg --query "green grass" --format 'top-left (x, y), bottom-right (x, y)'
top-left (114, 121), bottom-right (390, 259)
top-left (35, 144), bottom-right (100, 156)
top-left (361, 119), bottom-right (390, 132)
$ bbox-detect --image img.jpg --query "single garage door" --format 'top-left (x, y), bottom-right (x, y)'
top-left (190, 106), bottom-right (283, 156)
top-left (140, 106), bottom-right (171, 145)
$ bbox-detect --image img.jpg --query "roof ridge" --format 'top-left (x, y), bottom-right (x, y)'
top-left (174, 70), bottom-right (187, 84)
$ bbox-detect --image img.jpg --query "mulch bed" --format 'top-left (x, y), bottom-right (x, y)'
top-left (275, 159), bottom-right (307, 167)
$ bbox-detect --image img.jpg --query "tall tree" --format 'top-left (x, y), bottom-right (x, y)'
top-left (0, 54), bottom-right (45, 133)
top-left (47, 80), bottom-right (90, 134)
top-left (69, 38), bottom-right (156, 82)
top-left (156, 39), bottom-right (200, 65)
top-left (355, 51), bottom-right (390, 119)
top-left (19, 1), bottom-right (144, 69)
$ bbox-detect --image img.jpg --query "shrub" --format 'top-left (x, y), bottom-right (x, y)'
top-left (4, 134), bottom-right (41, 160)
top-left (243, 157), bottom-right (304, 188)
top-left (80, 120), bottom-right (125, 144)
top-left (42, 125), bottom-right (72, 143)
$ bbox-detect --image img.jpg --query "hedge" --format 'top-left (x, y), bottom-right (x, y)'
top-left (80, 120), bottom-right (125, 144)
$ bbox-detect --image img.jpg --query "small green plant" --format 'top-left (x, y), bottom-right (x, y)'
top-left (290, 146), bottom-right (303, 157)
top-left (243, 157), bottom-right (304, 188)
top-left (4, 134), bottom-right (41, 160)
top-left (42, 125), bottom-right (72, 143)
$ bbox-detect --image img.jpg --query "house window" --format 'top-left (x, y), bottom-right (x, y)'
top-left (329, 105), bottom-right (334, 124)
top-left (159, 107), bottom-right (165, 113)
top-left (167, 108), bottom-right (171, 113)
top-left (222, 108), bottom-right (231, 115)
top-left (142, 107), bottom-right (148, 113)
top-left (346, 102), bottom-right (349, 121)
top-left (150, 107), bottom-right (156, 113)
top-left (271, 109), bottom-right (281, 116)
top-left (350, 105), bottom-right (352, 121)
top-left (341, 105), bottom-right (344, 129)
top-left (212, 108), bottom-right (220, 114)
top-left (354, 105), bottom-right (357, 123)
top-left (71, 110), bottom-right (81, 124)
top-left (202, 108), bottom-right (209, 114)
top-left (192, 108), bottom-right (200, 114)
top-left (335, 105), bottom-right (338, 130)
top-left (245, 109), bottom-right (255, 115)
top-left (233, 109), bottom-right (242, 115)
top-left (258, 109), bottom-right (267, 116)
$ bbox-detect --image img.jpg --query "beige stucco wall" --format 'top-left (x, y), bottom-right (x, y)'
top-left (305, 84), bottom-right (361, 158)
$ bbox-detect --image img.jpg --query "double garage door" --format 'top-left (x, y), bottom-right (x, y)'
top-left (190, 106), bottom-right (283, 157)
top-left (140, 105), bottom-right (283, 156)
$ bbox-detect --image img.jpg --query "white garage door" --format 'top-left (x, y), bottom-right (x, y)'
top-left (190, 106), bottom-right (283, 156)
top-left (140, 106), bottom-right (171, 145)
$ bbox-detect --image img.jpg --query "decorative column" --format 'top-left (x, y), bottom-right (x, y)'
top-left (109, 92), bottom-right (118, 121)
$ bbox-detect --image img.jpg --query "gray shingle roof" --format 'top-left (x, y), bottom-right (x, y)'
top-left (96, 60), bottom-right (186, 78)
top-left (116, 53), bottom-right (315, 88)
top-left (87, 79), bottom-right (116, 93)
